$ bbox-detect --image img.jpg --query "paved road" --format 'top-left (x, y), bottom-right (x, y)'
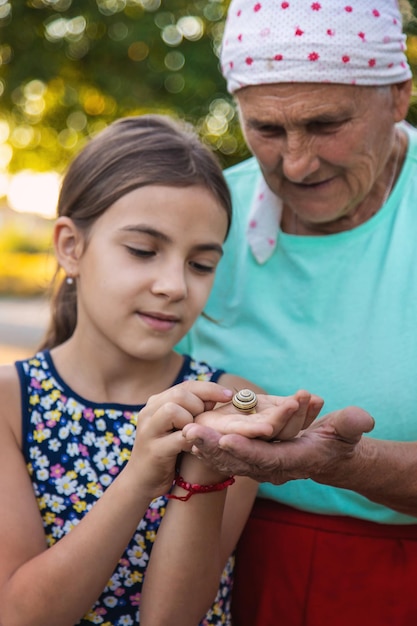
top-left (0, 297), bottom-right (50, 364)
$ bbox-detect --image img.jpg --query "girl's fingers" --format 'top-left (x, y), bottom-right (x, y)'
top-left (137, 403), bottom-right (194, 439)
top-left (265, 391), bottom-right (323, 439)
top-left (275, 392), bottom-right (312, 439)
top-left (279, 390), bottom-right (324, 439)
top-left (138, 385), bottom-right (324, 458)
top-left (137, 381), bottom-right (234, 441)
top-left (304, 395), bottom-right (325, 427)
top-left (129, 382), bottom-right (236, 497)
top-left (194, 392), bottom-right (324, 441)
top-left (145, 381), bottom-right (233, 419)
top-left (150, 429), bottom-right (194, 458)
top-left (212, 419), bottom-right (274, 439)
top-left (196, 397), bottom-right (297, 440)
top-left (131, 431), bottom-right (194, 496)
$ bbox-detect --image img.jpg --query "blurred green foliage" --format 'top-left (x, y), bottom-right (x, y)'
top-left (0, 0), bottom-right (249, 175)
top-left (1, 0), bottom-right (417, 176)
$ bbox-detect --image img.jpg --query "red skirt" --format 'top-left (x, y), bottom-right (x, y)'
top-left (231, 498), bottom-right (417, 626)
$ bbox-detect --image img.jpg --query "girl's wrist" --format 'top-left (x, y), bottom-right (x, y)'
top-left (167, 473), bottom-right (235, 501)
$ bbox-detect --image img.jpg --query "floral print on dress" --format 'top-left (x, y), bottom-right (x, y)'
top-left (18, 351), bottom-right (233, 626)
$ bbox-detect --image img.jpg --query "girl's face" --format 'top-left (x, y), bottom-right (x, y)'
top-left (68, 184), bottom-right (228, 361)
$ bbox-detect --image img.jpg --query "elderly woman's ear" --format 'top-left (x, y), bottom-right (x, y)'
top-left (391, 79), bottom-right (413, 121)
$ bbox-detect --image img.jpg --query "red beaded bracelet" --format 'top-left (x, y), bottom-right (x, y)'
top-left (167, 473), bottom-right (235, 502)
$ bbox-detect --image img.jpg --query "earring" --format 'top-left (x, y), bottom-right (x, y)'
top-left (66, 276), bottom-right (74, 285)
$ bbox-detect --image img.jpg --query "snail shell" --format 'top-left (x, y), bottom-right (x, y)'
top-left (232, 388), bottom-right (258, 412)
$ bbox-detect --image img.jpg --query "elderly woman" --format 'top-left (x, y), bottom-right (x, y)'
top-left (160, 1), bottom-right (417, 625)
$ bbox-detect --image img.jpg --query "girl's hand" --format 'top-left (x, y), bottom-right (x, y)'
top-left (195, 390), bottom-right (324, 441)
top-left (128, 381), bottom-right (234, 497)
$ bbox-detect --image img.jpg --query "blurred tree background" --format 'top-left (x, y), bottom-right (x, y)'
top-left (1, 0), bottom-right (417, 298)
top-left (0, 0), bottom-right (244, 297)
top-left (0, 0), bottom-right (248, 177)
top-left (2, 0), bottom-right (417, 175)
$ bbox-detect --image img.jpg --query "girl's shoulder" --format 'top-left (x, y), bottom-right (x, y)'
top-left (0, 362), bottom-right (22, 443)
top-left (0, 361), bottom-right (20, 392)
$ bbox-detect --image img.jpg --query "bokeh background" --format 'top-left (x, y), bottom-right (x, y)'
top-left (2, 0), bottom-right (417, 362)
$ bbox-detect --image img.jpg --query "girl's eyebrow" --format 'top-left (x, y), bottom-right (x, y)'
top-left (120, 225), bottom-right (224, 255)
top-left (120, 224), bottom-right (170, 243)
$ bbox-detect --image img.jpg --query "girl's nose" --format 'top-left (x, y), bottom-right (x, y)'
top-left (151, 264), bottom-right (188, 300)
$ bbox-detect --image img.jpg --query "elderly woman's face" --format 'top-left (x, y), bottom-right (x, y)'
top-left (236, 82), bottom-right (410, 232)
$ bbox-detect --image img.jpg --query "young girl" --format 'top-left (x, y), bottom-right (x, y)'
top-left (0, 115), bottom-right (322, 626)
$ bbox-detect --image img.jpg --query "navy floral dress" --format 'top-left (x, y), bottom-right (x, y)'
top-left (17, 351), bottom-right (234, 626)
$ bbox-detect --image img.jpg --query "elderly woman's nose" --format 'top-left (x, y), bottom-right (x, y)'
top-left (281, 134), bottom-right (320, 182)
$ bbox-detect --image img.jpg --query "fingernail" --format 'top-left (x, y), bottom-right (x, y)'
top-left (191, 445), bottom-right (203, 459)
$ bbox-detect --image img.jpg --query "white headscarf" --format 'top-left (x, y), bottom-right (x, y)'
top-left (220, 0), bottom-right (412, 262)
top-left (221, 0), bottom-right (411, 92)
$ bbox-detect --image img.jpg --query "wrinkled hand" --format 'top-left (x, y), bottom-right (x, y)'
top-left (182, 406), bottom-right (375, 485)
top-left (196, 390), bottom-right (324, 440)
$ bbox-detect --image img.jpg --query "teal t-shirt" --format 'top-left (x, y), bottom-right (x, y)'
top-left (178, 122), bottom-right (417, 525)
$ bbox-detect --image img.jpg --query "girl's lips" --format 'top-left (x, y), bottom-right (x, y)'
top-left (138, 312), bottom-right (179, 332)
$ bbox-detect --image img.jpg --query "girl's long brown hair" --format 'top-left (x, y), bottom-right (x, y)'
top-left (40, 114), bottom-right (232, 350)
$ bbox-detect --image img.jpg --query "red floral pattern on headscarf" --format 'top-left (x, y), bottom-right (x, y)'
top-left (221, 0), bottom-right (411, 93)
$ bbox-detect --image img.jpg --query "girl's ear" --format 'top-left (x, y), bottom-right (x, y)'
top-left (54, 216), bottom-right (85, 277)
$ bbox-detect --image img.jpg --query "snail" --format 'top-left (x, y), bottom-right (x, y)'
top-left (232, 388), bottom-right (258, 413)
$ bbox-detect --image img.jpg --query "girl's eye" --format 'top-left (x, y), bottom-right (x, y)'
top-left (126, 246), bottom-right (155, 258)
top-left (189, 261), bottom-right (216, 274)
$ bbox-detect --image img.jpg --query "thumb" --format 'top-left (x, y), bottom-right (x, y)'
top-left (331, 406), bottom-right (375, 442)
